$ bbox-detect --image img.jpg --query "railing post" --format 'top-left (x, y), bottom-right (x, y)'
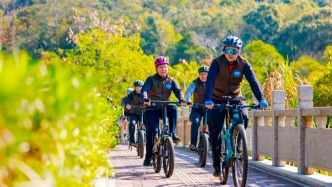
top-left (272, 90), bottom-right (285, 167)
top-left (251, 95), bottom-right (261, 161)
top-left (297, 85), bottom-right (314, 174)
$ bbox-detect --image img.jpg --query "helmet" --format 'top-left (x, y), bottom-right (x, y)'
top-left (154, 56), bottom-right (169, 67)
top-left (198, 66), bottom-right (209, 73)
top-left (133, 79), bottom-right (144, 87)
top-left (126, 88), bottom-right (134, 95)
top-left (223, 35), bottom-right (242, 49)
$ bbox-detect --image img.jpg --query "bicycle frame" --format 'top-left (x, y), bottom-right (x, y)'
top-left (214, 100), bottom-right (259, 166)
top-left (131, 106), bottom-right (146, 136)
top-left (150, 100), bottom-right (180, 150)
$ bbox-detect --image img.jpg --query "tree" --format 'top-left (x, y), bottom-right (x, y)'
top-left (47, 28), bottom-right (155, 105)
top-left (242, 40), bottom-right (285, 82)
top-left (290, 55), bottom-right (324, 79)
top-left (273, 7), bottom-right (332, 60)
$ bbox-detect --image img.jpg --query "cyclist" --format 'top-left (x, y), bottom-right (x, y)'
top-left (141, 56), bottom-right (186, 166)
top-left (204, 35), bottom-right (268, 178)
top-left (125, 80), bottom-right (145, 146)
top-left (185, 65), bottom-right (210, 151)
top-left (120, 88), bottom-right (134, 142)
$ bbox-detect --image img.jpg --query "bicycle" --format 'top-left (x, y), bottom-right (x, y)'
top-left (129, 105), bottom-right (146, 159)
top-left (145, 99), bottom-right (181, 178)
top-left (212, 96), bottom-right (259, 187)
top-left (187, 102), bottom-right (210, 167)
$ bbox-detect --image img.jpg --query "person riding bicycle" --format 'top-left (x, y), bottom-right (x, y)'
top-left (120, 88), bottom-right (134, 142)
top-left (125, 80), bottom-right (145, 146)
top-left (141, 56), bottom-right (186, 166)
top-left (204, 35), bottom-right (268, 178)
top-left (185, 65), bottom-right (210, 151)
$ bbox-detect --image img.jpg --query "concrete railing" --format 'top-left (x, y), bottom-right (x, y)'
top-left (176, 85), bottom-right (332, 175)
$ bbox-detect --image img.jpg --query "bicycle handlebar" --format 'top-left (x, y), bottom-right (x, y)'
top-left (130, 105), bottom-right (146, 111)
top-left (144, 99), bottom-right (182, 107)
top-left (213, 103), bottom-right (260, 110)
top-left (152, 100), bottom-right (181, 107)
top-left (188, 102), bottom-right (259, 110)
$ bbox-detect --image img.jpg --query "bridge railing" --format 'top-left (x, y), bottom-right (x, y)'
top-left (176, 85), bottom-right (332, 175)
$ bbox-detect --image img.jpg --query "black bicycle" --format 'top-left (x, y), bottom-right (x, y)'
top-left (146, 99), bottom-right (181, 178)
top-left (188, 102), bottom-right (210, 167)
top-left (212, 96), bottom-right (259, 187)
top-left (130, 105), bottom-right (146, 159)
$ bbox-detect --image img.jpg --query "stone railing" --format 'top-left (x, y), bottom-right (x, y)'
top-left (176, 85), bottom-right (332, 175)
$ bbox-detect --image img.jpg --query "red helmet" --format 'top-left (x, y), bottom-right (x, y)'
top-left (154, 56), bottom-right (169, 67)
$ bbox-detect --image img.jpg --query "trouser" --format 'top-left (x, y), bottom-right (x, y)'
top-left (129, 114), bottom-right (140, 143)
top-left (190, 108), bottom-right (205, 147)
top-left (144, 105), bottom-right (177, 159)
top-left (210, 99), bottom-right (249, 167)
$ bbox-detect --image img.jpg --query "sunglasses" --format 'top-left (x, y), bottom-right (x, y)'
top-left (224, 48), bottom-right (239, 55)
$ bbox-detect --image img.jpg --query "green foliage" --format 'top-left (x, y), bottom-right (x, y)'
top-left (313, 62), bottom-right (332, 106)
top-left (0, 51), bottom-right (119, 186)
top-left (290, 55), bottom-right (324, 78)
top-left (273, 7), bottom-right (332, 60)
top-left (322, 45), bottom-right (332, 63)
top-left (242, 40), bottom-right (285, 82)
top-left (167, 31), bottom-right (211, 65)
top-left (262, 59), bottom-right (302, 108)
top-left (243, 4), bottom-right (281, 43)
top-left (48, 28), bottom-right (155, 105)
top-left (171, 61), bottom-right (201, 90)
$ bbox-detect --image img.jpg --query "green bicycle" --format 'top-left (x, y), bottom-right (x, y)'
top-left (213, 96), bottom-right (259, 187)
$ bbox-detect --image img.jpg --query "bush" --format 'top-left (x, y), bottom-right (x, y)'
top-left (0, 52), bottom-right (119, 187)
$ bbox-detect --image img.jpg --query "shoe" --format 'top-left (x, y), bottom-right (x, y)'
top-left (189, 144), bottom-right (196, 151)
top-left (143, 158), bottom-right (151, 166)
top-left (213, 166), bottom-right (223, 178)
top-left (172, 133), bottom-right (181, 143)
top-left (129, 141), bottom-right (135, 146)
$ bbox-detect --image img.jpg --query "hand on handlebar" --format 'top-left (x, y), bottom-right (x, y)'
top-left (186, 102), bottom-right (193, 107)
top-left (204, 100), bottom-right (214, 109)
top-left (143, 97), bottom-right (151, 106)
top-left (259, 99), bottom-right (268, 110)
top-left (179, 99), bottom-right (186, 106)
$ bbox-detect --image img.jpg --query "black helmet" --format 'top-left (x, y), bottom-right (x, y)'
top-left (223, 35), bottom-right (242, 49)
top-left (133, 79), bottom-right (144, 87)
top-left (198, 66), bottom-right (209, 73)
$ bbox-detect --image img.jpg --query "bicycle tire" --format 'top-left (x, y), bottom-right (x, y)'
top-left (153, 143), bottom-right (162, 173)
top-left (198, 133), bottom-right (209, 167)
top-left (163, 136), bottom-right (175, 178)
top-left (220, 130), bottom-right (229, 185)
top-left (232, 125), bottom-right (248, 187)
top-left (138, 131), bottom-right (145, 158)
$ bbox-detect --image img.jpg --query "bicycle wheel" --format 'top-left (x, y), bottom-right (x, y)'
top-left (232, 125), bottom-right (248, 187)
top-left (163, 136), bottom-right (174, 178)
top-left (220, 130), bottom-right (229, 185)
top-left (198, 133), bottom-right (208, 167)
top-left (138, 131), bottom-right (145, 158)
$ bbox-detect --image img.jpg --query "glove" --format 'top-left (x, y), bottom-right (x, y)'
top-left (259, 99), bottom-right (268, 108)
top-left (204, 100), bottom-right (214, 106)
